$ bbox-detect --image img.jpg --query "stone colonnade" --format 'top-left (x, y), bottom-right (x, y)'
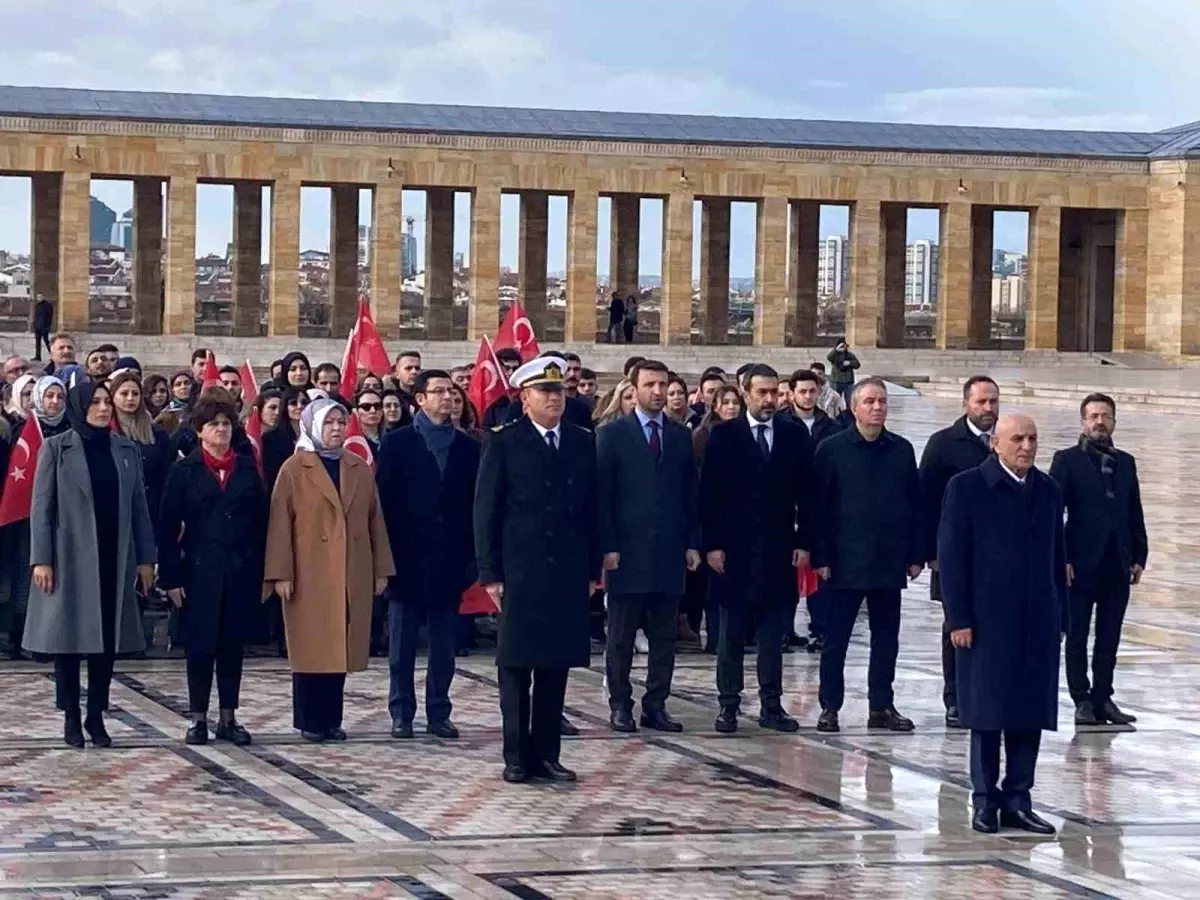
top-left (11, 125), bottom-right (1193, 353)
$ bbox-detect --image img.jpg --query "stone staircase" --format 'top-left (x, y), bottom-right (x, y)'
top-left (920, 373), bottom-right (1200, 415)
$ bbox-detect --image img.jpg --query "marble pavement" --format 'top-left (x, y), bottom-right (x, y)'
top-left (0, 393), bottom-right (1197, 898)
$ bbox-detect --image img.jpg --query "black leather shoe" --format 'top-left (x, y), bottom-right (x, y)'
top-left (1074, 700), bottom-right (1100, 726)
top-left (326, 727), bottom-right (347, 741)
top-left (502, 763), bottom-right (527, 784)
top-left (758, 709), bottom-right (800, 733)
top-left (427, 719), bottom-right (459, 739)
top-left (84, 715), bottom-right (112, 748)
top-left (867, 707), bottom-right (915, 732)
top-left (186, 721), bottom-right (209, 745)
top-left (559, 715), bottom-right (579, 736)
top-left (945, 706), bottom-right (965, 729)
top-left (609, 708), bottom-right (637, 733)
top-left (640, 709), bottom-right (683, 732)
top-left (391, 721), bottom-right (414, 739)
top-left (1000, 809), bottom-right (1056, 835)
top-left (714, 708), bottom-right (739, 733)
top-left (1099, 700), bottom-right (1137, 725)
top-left (817, 709), bottom-right (840, 733)
top-left (215, 721), bottom-right (252, 746)
top-left (532, 761), bottom-right (577, 783)
top-left (301, 730), bottom-right (326, 742)
top-left (63, 713), bottom-right (85, 749)
top-left (972, 807), bottom-right (999, 834)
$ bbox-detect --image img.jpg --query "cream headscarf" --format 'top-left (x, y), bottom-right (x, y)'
top-left (6, 373), bottom-right (36, 419)
top-left (295, 397), bottom-right (346, 459)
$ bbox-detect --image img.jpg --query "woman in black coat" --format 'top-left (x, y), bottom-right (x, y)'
top-left (110, 372), bottom-right (173, 520)
top-left (263, 386), bottom-right (308, 497)
top-left (158, 393), bottom-right (267, 746)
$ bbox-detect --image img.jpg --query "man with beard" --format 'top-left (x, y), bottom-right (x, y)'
top-left (777, 369), bottom-right (842, 445)
top-left (918, 375), bottom-right (1000, 728)
top-left (1050, 394), bottom-right (1148, 727)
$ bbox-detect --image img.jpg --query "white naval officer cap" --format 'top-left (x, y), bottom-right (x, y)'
top-left (510, 357), bottom-right (567, 390)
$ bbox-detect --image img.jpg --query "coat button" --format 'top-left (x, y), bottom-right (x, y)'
top-left (322, 536), bottom-right (329, 542)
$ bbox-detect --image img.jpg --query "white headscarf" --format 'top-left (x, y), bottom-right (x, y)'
top-left (32, 376), bottom-right (67, 427)
top-left (6, 373), bottom-right (35, 418)
top-left (295, 397), bottom-right (346, 459)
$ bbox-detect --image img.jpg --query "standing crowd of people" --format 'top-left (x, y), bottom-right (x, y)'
top-left (0, 330), bottom-right (1148, 836)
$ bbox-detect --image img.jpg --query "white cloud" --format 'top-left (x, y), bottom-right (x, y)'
top-left (30, 50), bottom-right (76, 66)
top-left (876, 86), bottom-right (1159, 131)
top-left (146, 50), bottom-right (183, 74)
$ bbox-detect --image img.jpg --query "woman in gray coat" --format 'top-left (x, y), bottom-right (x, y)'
top-left (23, 381), bottom-right (156, 749)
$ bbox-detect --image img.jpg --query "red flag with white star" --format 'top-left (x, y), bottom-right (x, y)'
top-left (493, 302), bottom-right (540, 363)
top-left (340, 296), bottom-right (392, 400)
top-left (343, 411), bottom-right (376, 472)
top-left (201, 350), bottom-right (221, 389)
top-left (0, 415), bottom-right (43, 526)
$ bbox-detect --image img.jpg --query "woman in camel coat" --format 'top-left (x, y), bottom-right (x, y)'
top-left (264, 398), bottom-right (394, 742)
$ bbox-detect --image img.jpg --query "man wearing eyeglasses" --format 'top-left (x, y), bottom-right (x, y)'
top-left (376, 370), bottom-right (480, 742)
top-left (3, 355), bottom-right (31, 384)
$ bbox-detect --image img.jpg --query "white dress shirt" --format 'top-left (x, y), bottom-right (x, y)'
top-left (529, 418), bottom-right (562, 448)
top-left (997, 458), bottom-right (1027, 485)
top-left (747, 411), bottom-right (774, 451)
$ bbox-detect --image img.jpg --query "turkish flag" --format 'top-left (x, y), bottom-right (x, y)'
top-left (244, 407), bottom-right (264, 478)
top-left (239, 360), bottom-right (259, 406)
top-left (797, 562), bottom-right (819, 598)
top-left (0, 415), bottom-right (43, 526)
top-left (459, 582), bottom-right (497, 615)
top-left (493, 302), bottom-right (540, 363)
top-left (466, 336), bottom-right (509, 421)
top-left (201, 350), bottom-right (221, 389)
top-left (340, 296), bottom-right (393, 400)
top-left (343, 411), bottom-right (375, 472)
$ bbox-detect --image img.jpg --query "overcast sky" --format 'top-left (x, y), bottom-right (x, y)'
top-left (0, 0), bottom-right (1192, 276)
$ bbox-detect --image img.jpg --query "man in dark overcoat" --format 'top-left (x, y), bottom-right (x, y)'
top-left (1049, 392), bottom-right (1148, 727)
top-left (377, 369), bottom-right (480, 740)
top-left (597, 359), bottom-right (700, 734)
top-left (475, 357), bottom-right (600, 784)
top-left (918, 374), bottom-right (1000, 728)
top-left (939, 413), bottom-right (1067, 836)
top-left (812, 377), bottom-right (923, 734)
top-left (701, 363), bottom-right (812, 735)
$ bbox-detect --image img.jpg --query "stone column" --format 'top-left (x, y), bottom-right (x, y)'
top-left (610, 193), bottom-right (640, 297)
top-left (1113, 207), bottom-right (1148, 351)
top-left (130, 178), bottom-right (164, 334)
top-left (754, 196), bottom-right (787, 346)
top-left (231, 182), bottom-right (263, 337)
top-left (788, 200), bottom-right (820, 345)
top-left (518, 190), bottom-right (549, 333)
top-left (163, 173), bottom-right (196, 336)
top-left (29, 173), bottom-right (60, 328)
top-left (1146, 164), bottom-right (1200, 354)
top-left (329, 185), bottom-right (359, 339)
top-left (934, 203), bottom-right (972, 349)
top-left (879, 203), bottom-right (906, 347)
top-left (699, 197), bottom-right (731, 344)
top-left (370, 182), bottom-right (403, 340)
top-left (268, 177), bottom-right (301, 337)
top-left (1025, 206), bottom-right (1061, 350)
top-left (565, 188), bottom-right (598, 342)
top-left (968, 206), bottom-right (994, 349)
top-left (660, 191), bottom-right (694, 345)
top-left (469, 185), bottom-right (502, 340)
top-left (57, 170), bottom-right (90, 332)
top-left (845, 199), bottom-right (881, 347)
top-left (424, 188), bottom-right (455, 340)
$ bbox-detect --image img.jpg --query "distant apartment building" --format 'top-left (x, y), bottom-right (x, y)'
top-left (358, 225), bottom-right (370, 267)
top-left (817, 235), bottom-right (847, 298)
top-left (89, 197), bottom-right (117, 248)
top-left (112, 209), bottom-right (134, 253)
top-left (905, 239), bottom-right (939, 311)
top-left (991, 273), bottom-right (1026, 317)
top-left (401, 216), bottom-right (418, 278)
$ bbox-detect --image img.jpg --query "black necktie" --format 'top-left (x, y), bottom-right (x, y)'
top-left (647, 419), bottom-right (661, 459)
top-left (756, 423), bottom-right (770, 459)
top-left (545, 431), bottom-right (557, 452)
top-left (981, 432), bottom-right (991, 450)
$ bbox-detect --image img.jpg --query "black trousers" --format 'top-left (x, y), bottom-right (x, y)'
top-left (606, 592), bottom-right (679, 713)
top-left (387, 600), bottom-right (456, 725)
top-left (682, 567), bottom-right (706, 634)
top-left (186, 642), bottom-right (244, 715)
top-left (716, 604), bottom-right (783, 712)
top-left (970, 728), bottom-right (1041, 813)
top-left (930, 570), bottom-right (956, 711)
top-left (32, 330), bottom-right (50, 361)
top-left (498, 666), bottom-right (568, 768)
top-left (55, 653), bottom-right (115, 717)
top-left (818, 588), bottom-right (901, 712)
top-left (292, 673), bottom-right (346, 733)
top-left (370, 593), bottom-right (389, 654)
top-left (1065, 553), bottom-right (1130, 705)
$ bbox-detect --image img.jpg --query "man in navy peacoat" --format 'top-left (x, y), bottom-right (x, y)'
top-left (938, 414), bottom-right (1068, 837)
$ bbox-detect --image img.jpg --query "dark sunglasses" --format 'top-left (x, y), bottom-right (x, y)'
top-left (358, 402), bottom-right (382, 412)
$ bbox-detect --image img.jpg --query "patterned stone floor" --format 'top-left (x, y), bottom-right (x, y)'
top-left (1, 391), bottom-right (1199, 898)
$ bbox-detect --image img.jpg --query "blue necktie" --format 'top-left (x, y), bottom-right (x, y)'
top-left (756, 424), bottom-right (770, 460)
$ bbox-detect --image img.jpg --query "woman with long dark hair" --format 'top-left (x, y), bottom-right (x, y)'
top-left (263, 386), bottom-right (308, 496)
top-left (110, 372), bottom-right (173, 521)
top-left (353, 388), bottom-right (384, 456)
top-left (254, 389), bottom-right (283, 432)
top-left (142, 374), bottom-right (171, 418)
top-left (23, 382), bottom-right (156, 748)
top-left (168, 371), bottom-right (196, 412)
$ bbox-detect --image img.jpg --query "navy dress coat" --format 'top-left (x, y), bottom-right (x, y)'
top-left (157, 450), bottom-right (269, 655)
top-left (474, 417), bottom-right (600, 669)
top-left (596, 412), bottom-right (699, 597)
top-left (700, 415), bottom-right (812, 609)
top-left (376, 425), bottom-right (480, 606)
top-left (937, 456), bottom-right (1069, 732)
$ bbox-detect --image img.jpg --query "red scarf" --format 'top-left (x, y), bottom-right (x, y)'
top-left (202, 447), bottom-right (236, 490)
